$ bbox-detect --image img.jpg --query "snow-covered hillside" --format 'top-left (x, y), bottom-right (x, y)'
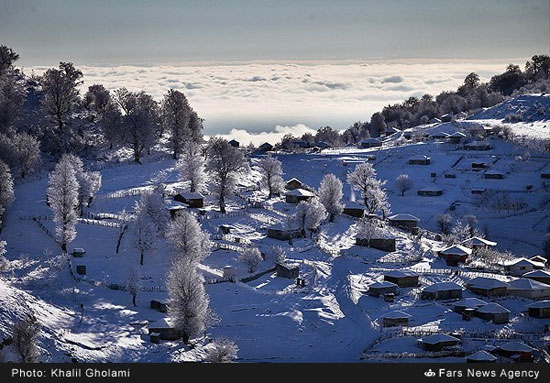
top-left (1, 99), bottom-right (549, 363)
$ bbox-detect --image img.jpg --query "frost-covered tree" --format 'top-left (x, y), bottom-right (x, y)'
top-left (177, 140), bottom-right (207, 193)
top-left (318, 173), bottom-right (343, 222)
top-left (114, 88), bottom-right (159, 164)
top-left (83, 84), bottom-right (111, 120)
top-left (12, 314), bottom-right (41, 363)
top-left (47, 156), bottom-right (79, 253)
top-left (239, 247), bottom-right (263, 273)
top-left (464, 214), bottom-right (479, 237)
top-left (167, 211), bottom-right (211, 264)
top-left (449, 219), bottom-right (471, 244)
top-left (0, 45), bottom-right (19, 76)
top-left (369, 112), bottom-right (386, 137)
top-left (40, 62), bottom-right (83, 138)
top-left (204, 338), bottom-right (239, 363)
top-left (0, 240), bottom-right (8, 271)
top-left (356, 217), bottom-right (381, 241)
top-left (0, 132), bottom-right (41, 179)
top-left (62, 154), bottom-right (102, 213)
top-left (347, 162), bottom-right (390, 217)
top-left (0, 69), bottom-right (26, 132)
top-left (187, 110), bottom-right (204, 143)
top-left (206, 138), bottom-right (248, 213)
top-left (132, 212), bottom-right (156, 266)
top-left (125, 267), bottom-right (141, 307)
top-left (258, 153), bottom-right (284, 199)
top-left (134, 190), bottom-right (170, 235)
top-left (436, 213), bottom-right (453, 235)
top-left (99, 101), bottom-right (124, 149)
top-left (162, 89), bottom-right (192, 159)
top-left (0, 160), bottom-right (14, 232)
top-left (167, 260), bottom-right (210, 344)
top-left (295, 199), bottom-right (326, 233)
top-left (395, 174), bottom-right (413, 196)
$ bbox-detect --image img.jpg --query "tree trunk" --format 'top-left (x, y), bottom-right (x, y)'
top-left (140, 250), bottom-right (144, 265)
top-left (182, 332), bottom-right (190, 345)
top-left (61, 243), bottom-right (67, 253)
top-left (132, 294), bottom-right (137, 307)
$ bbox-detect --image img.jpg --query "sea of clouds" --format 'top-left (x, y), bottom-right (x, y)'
top-left (30, 60), bottom-right (518, 146)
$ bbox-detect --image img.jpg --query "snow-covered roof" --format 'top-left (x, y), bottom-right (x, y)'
top-left (384, 270), bottom-right (419, 278)
top-left (526, 300), bottom-right (550, 309)
top-left (462, 237), bottom-right (497, 247)
top-left (430, 131), bottom-right (450, 137)
top-left (285, 188), bottom-right (315, 197)
top-left (418, 186), bottom-right (443, 192)
top-left (368, 281), bottom-right (398, 289)
top-left (467, 277), bottom-right (508, 290)
top-left (464, 140), bottom-right (489, 147)
top-left (449, 131), bottom-right (467, 137)
top-left (477, 303), bottom-right (510, 314)
top-left (165, 200), bottom-right (187, 210)
top-left (440, 245), bottom-right (472, 256)
top-left (388, 213), bottom-right (419, 222)
top-left (467, 350), bottom-right (497, 361)
top-left (176, 191), bottom-right (204, 199)
top-left (148, 317), bottom-right (174, 329)
top-left (529, 255), bottom-right (547, 263)
top-left (409, 155), bottom-right (430, 160)
top-left (508, 278), bottom-right (550, 291)
top-left (523, 270), bottom-right (550, 279)
top-left (424, 282), bottom-right (463, 292)
top-left (360, 138), bottom-right (382, 144)
top-left (343, 201), bottom-right (365, 209)
top-left (419, 333), bottom-right (460, 345)
top-left (286, 177), bottom-right (303, 184)
top-left (505, 257), bottom-right (544, 268)
top-left (382, 310), bottom-right (411, 319)
top-left (454, 298), bottom-right (487, 308)
top-left (72, 248), bottom-right (85, 253)
top-left (498, 342), bottom-right (535, 353)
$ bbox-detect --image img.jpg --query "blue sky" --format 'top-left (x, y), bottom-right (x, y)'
top-left (1, 0), bottom-right (548, 66)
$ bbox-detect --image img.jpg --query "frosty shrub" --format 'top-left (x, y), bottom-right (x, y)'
top-left (318, 173), bottom-right (343, 222)
top-left (436, 213), bottom-right (453, 235)
top-left (347, 162), bottom-right (390, 217)
top-left (258, 153), bottom-right (284, 199)
top-left (12, 314), bottom-right (41, 363)
top-left (131, 212), bottom-right (157, 266)
top-left (295, 199), bottom-right (326, 233)
top-left (177, 140), bottom-right (207, 193)
top-left (0, 240), bottom-right (8, 271)
top-left (167, 211), bottom-right (211, 264)
top-left (125, 267), bottom-right (141, 307)
top-left (239, 247), bottom-right (263, 274)
top-left (204, 338), bottom-right (239, 363)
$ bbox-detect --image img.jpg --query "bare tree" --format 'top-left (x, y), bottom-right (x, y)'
top-left (167, 260), bottom-right (210, 344)
top-left (436, 213), bottom-right (452, 235)
top-left (162, 89), bottom-right (192, 159)
top-left (394, 174), bottom-right (412, 196)
top-left (318, 173), bottom-right (343, 222)
top-left (258, 153), bottom-right (284, 199)
top-left (206, 138), bottom-right (248, 213)
top-left (239, 247), bottom-right (263, 273)
top-left (125, 267), bottom-right (141, 307)
top-left (167, 211), bottom-right (211, 264)
top-left (132, 212), bottom-right (156, 266)
top-left (177, 140), bottom-right (206, 193)
top-left (12, 314), bottom-right (41, 363)
top-left (204, 338), bottom-right (239, 363)
top-left (40, 62), bottom-right (83, 137)
top-left (47, 155), bottom-right (79, 253)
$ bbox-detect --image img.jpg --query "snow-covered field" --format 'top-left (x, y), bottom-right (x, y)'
top-left (1, 98), bottom-right (549, 363)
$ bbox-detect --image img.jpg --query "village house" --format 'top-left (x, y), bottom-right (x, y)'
top-left (418, 333), bottom-right (461, 351)
top-left (475, 303), bottom-right (510, 324)
top-left (523, 270), bottom-right (550, 285)
top-left (387, 213), bottom-right (420, 229)
top-left (266, 223), bottom-right (304, 241)
top-left (312, 141), bottom-right (331, 149)
top-left (359, 138), bottom-right (383, 148)
top-left (417, 186), bottom-right (443, 197)
top-left (367, 281), bottom-right (398, 297)
top-left (527, 300), bottom-right (550, 318)
top-left (342, 201), bottom-right (366, 218)
top-left (148, 318), bottom-right (183, 341)
top-left (463, 140), bottom-right (491, 150)
top-left (71, 248), bottom-right (86, 258)
top-left (448, 131), bottom-right (467, 144)
top-left (529, 255), bottom-right (547, 266)
top-left (507, 278), bottom-right (550, 299)
top-left (355, 235), bottom-right (396, 252)
top-left (496, 342), bottom-right (535, 362)
top-left (285, 188), bottom-right (315, 203)
top-left (421, 282), bottom-right (463, 300)
top-left (471, 188), bottom-right (486, 195)
top-left (285, 178), bottom-right (304, 190)
top-left (430, 131), bottom-right (450, 140)
top-left (471, 161), bottom-right (487, 169)
top-left (439, 244), bottom-right (472, 265)
top-left (408, 155), bottom-right (431, 165)
top-left (440, 113), bottom-right (454, 122)
top-left (381, 310), bottom-right (411, 327)
top-left (165, 200), bottom-right (187, 219)
top-left (466, 350), bottom-right (497, 363)
top-left (462, 236), bottom-right (497, 250)
top-left (258, 142), bottom-right (274, 152)
top-left (466, 277), bottom-right (509, 297)
top-left (173, 191), bottom-right (204, 208)
top-left (383, 270), bottom-right (419, 287)
top-left (428, 117), bottom-right (442, 124)
top-left (222, 266), bottom-right (236, 280)
top-left (276, 262), bottom-right (299, 279)
top-left (504, 258), bottom-right (545, 276)
top-left (453, 298), bottom-right (487, 314)
top-left (228, 139), bottom-right (240, 147)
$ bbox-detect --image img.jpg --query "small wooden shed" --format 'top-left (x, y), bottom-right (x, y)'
top-left (421, 282), bottom-right (463, 300)
top-left (381, 310), bottom-right (411, 327)
top-left (466, 350), bottom-right (497, 363)
top-left (228, 139), bottom-right (240, 147)
top-left (448, 131), bottom-right (466, 144)
top-left (462, 236), bottom-right (497, 250)
top-left (285, 178), bottom-right (304, 190)
top-left (276, 262), bottom-right (299, 279)
top-left (285, 188), bottom-right (315, 203)
top-left (417, 187), bottom-right (443, 197)
top-left (496, 342), bottom-right (535, 362)
top-left (453, 298), bottom-right (487, 314)
top-left (466, 277), bottom-right (509, 297)
top-left (258, 142), bottom-right (274, 152)
top-left (440, 244), bottom-right (472, 265)
top-left (359, 138), bottom-right (382, 148)
top-left (267, 224), bottom-right (304, 241)
top-left (507, 278), bottom-right (550, 299)
top-left (71, 248), bottom-right (86, 258)
top-left (504, 258), bottom-right (544, 276)
top-left (148, 318), bottom-right (183, 341)
top-left (484, 171), bottom-right (505, 180)
top-left (418, 333), bottom-right (461, 351)
top-left (408, 155), bottom-right (431, 165)
top-left (475, 303), bottom-right (510, 324)
top-left (367, 281), bottom-right (398, 297)
top-left (355, 237), bottom-right (396, 252)
top-left (523, 269), bottom-right (550, 285)
top-left (383, 270), bottom-right (419, 287)
top-left (527, 300), bottom-right (550, 318)
top-left (342, 201), bottom-right (366, 218)
top-left (387, 213), bottom-right (419, 229)
top-left (174, 191), bottom-right (204, 208)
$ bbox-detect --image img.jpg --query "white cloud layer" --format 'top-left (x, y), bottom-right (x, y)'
top-left (29, 59), bottom-right (518, 143)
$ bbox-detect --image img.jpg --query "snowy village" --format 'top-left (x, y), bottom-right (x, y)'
top-left (0, 2), bottom-right (550, 367)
